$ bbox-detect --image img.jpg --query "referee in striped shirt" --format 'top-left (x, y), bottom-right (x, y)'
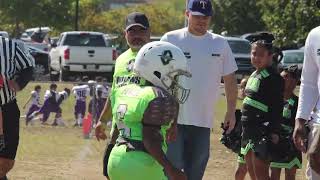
top-left (0, 37), bottom-right (34, 180)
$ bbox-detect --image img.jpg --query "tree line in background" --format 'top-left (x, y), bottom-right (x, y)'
top-left (0, 0), bottom-right (319, 48)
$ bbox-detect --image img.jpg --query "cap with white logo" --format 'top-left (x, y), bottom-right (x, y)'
top-left (188, 0), bottom-right (213, 16)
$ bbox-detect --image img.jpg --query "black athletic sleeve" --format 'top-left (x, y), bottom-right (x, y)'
top-left (267, 75), bottom-right (284, 134)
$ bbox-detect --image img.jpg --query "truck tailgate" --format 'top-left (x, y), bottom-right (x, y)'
top-left (68, 46), bottom-right (114, 65)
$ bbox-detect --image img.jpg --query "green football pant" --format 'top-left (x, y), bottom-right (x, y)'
top-left (108, 144), bottom-right (167, 180)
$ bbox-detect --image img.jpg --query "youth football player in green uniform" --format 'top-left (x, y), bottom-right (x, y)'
top-left (107, 41), bottom-right (191, 180)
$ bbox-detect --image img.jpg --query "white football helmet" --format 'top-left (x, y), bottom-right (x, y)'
top-left (134, 41), bottom-right (191, 104)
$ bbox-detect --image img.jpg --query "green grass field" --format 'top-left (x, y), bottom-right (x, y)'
top-left (7, 82), bottom-right (307, 180)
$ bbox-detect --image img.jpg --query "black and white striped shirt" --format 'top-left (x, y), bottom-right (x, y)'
top-left (0, 38), bottom-right (34, 105)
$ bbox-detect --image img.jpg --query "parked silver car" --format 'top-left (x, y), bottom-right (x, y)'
top-left (280, 49), bottom-right (304, 70)
top-left (225, 36), bottom-right (253, 80)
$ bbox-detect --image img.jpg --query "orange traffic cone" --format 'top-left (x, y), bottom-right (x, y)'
top-left (83, 113), bottom-right (92, 139)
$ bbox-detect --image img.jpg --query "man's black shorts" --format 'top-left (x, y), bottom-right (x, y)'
top-left (0, 100), bottom-right (20, 160)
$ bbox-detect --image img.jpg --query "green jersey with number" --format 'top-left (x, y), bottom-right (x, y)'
top-left (110, 48), bottom-right (146, 134)
top-left (111, 48), bottom-right (146, 92)
top-left (111, 84), bottom-right (170, 150)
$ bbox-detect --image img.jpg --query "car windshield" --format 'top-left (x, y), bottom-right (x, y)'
top-left (227, 40), bottom-right (251, 54)
top-left (283, 51), bottom-right (304, 64)
top-left (31, 31), bottom-right (48, 43)
top-left (63, 34), bottom-right (106, 47)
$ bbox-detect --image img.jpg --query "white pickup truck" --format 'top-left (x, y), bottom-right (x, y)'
top-left (49, 31), bottom-right (117, 81)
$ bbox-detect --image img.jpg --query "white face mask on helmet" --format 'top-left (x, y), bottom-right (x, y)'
top-left (134, 41), bottom-right (192, 104)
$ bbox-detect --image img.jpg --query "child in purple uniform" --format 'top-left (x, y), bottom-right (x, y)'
top-left (72, 83), bottom-right (90, 127)
top-left (51, 88), bottom-right (71, 126)
top-left (23, 85), bottom-right (41, 125)
top-left (29, 84), bottom-right (60, 125)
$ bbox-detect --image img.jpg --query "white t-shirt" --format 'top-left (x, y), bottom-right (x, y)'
top-left (161, 28), bottom-right (238, 128)
top-left (296, 26), bottom-right (320, 124)
top-left (72, 85), bottom-right (90, 101)
top-left (31, 90), bottom-right (40, 106)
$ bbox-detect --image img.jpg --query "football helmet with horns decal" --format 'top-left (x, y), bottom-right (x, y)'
top-left (134, 41), bottom-right (192, 104)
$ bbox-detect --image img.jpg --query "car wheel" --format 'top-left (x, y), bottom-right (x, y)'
top-left (34, 64), bottom-right (45, 74)
top-left (33, 64), bottom-right (47, 81)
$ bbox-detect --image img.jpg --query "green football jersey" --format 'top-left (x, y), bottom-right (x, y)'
top-left (111, 84), bottom-right (171, 151)
top-left (111, 48), bottom-right (146, 93)
top-left (110, 48), bottom-right (145, 134)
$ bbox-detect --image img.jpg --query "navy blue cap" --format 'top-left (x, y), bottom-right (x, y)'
top-left (188, 0), bottom-right (213, 16)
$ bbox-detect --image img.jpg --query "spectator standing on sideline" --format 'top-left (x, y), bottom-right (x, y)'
top-left (240, 33), bottom-right (283, 180)
top-left (270, 65), bottom-right (302, 180)
top-left (0, 37), bottom-right (34, 180)
top-left (235, 78), bottom-right (250, 180)
top-left (94, 12), bottom-right (151, 179)
top-left (293, 2), bottom-right (320, 178)
top-left (161, 0), bottom-right (238, 179)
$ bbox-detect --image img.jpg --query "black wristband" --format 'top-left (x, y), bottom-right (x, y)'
top-left (103, 143), bottom-right (114, 177)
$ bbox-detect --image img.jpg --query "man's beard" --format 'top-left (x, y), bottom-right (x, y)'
top-left (127, 39), bottom-right (146, 50)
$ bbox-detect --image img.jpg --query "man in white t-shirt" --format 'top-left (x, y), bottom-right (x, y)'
top-left (293, 2), bottom-right (320, 178)
top-left (161, 0), bottom-right (238, 179)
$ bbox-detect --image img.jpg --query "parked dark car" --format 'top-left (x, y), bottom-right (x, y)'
top-left (225, 36), bottom-right (253, 80)
top-left (27, 46), bottom-right (50, 80)
top-left (279, 49), bottom-right (304, 71)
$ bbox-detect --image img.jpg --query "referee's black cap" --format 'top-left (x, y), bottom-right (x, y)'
top-left (316, 0), bottom-right (320, 8)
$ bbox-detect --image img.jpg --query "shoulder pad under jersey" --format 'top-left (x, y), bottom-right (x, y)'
top-left (142, 87), bottom-right (179, 126)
